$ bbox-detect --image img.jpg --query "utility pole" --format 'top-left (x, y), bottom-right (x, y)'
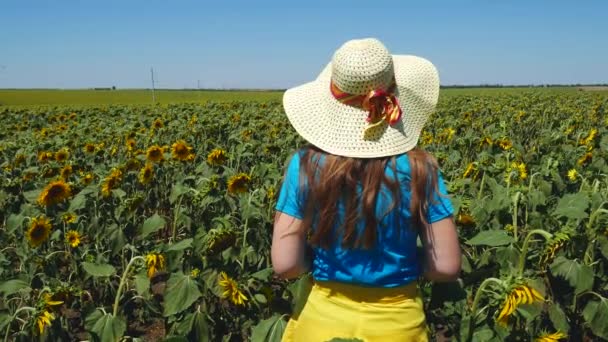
top-left (150, 67), bottom-right (156, 103)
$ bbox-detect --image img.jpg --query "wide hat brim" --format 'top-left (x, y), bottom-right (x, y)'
top-left (283, 55), bottom-right (440, 158)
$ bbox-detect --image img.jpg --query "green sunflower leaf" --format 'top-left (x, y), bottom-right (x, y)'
top-left (140, 213), bottom-right (166, 239)
top-left (466, 230), bottom-right (514, 247)
top-left (251, 314), bottom-right (287, 342)
top-left (82, 262), bottom-right (116, 278)
top-left (553, 193), bottom-right (589, 220)
top-left (549, 256), bottom-right (594, 294)
top-left (163, 272), bottom-right (202, 317)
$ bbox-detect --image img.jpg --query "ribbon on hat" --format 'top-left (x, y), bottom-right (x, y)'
top-left (330, 80), bottom-right (402, 138)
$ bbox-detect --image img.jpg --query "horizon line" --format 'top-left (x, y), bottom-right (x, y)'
top-left (1, 83), bottom-right (608, 91)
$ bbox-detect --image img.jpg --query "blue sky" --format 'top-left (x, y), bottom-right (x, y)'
top-left (1, 1), bottom-right (607, 89)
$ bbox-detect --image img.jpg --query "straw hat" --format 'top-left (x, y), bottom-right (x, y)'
top-left (283, 38), bottom-right (440, 158)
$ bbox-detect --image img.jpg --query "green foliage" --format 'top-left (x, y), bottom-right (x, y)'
top-left (140, 213), bottom-right (167, 239)
top-left (466, 230), bottom-right (514, 247)
top-left (82, 262), bottom-right (117, 278)
top-left (582, 298), bottom-right (608, 339)
top-left (251, 314), bottom-right (287, 342)
top-left (550, 257), bottom-right (594, 294)
top-left (85, 310), bottom-right (127, 342)
top-left (163, 272), bottom-right (202, 317)
top-left (0, 92), bottom-right (607, 340)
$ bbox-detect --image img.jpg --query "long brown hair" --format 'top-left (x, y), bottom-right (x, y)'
top-left (297, 145), bottom-right (440, 250)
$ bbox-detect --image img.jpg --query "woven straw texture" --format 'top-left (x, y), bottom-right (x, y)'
top-left (283, 38), bottom-right (439, 158)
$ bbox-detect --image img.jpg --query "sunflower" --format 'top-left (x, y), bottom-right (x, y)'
top-left (126, 138), bottom-right (136, 152)
top-left (38, 180), bottom-right (71, 206)
top-left (443, 127), bottom-right (456, 141)
top-left (61, 212), bottom-right (77, 224)
top-left (101, 168), bottom-right (122, 197)
top-left (190, 268), bottom-right (200, 278)
top-left (138, 163), bottom-right (154, 185)
top-left (68, 112), bottom-right (77, 120)
top-left (204, 228), bottom-right (237, 255)
top-left (146, 145), bottom-right (164, 163)
top-left (218, 271), bottom-right (248, 306)
top-left (38, 128), bottom-right (50, 138)
top-left (516, 162), bottom-right (527, 180)
top-left (145, 253), bottom-right (165, 278)
top-left (201, 175), bottom-right (221, 195)
top-left (54, 149), bottom-right (69, 162)
top-left (496, 284), bottom-right (543, 326)
top-left (60, 165), bottom-right (73, 180)
top-left (207, 148), bottom-right (227, 166)
top-left (171, 140), bottom-right (195, 161)
top-left (81, 172), bottom-right (94, 185)
top-left (577, 152), bottom-right (592, 166)
top-left (27, 216), bottom-right (52, 247)
top-left (457, 212), bottom-right (475, 226)
top-left (535, 331), bottom-right (567, 342)
top-left (567, 169), bottom-right (578, 181)
top-left (83, 143), bottom-right (96, 154)
top-left (125, 158), bottom-right (142, 171)
top-left (227, 173), bottom-right (251, 194)
top-left (266, 187), bottom-right (276, 201)
top-left (579, 128), bottom-right (598, 146)
top-left (540, 236), bottom-right (568, 267)
top-left (479, 136), bottom-right (493, 147)
top-left (505, 162), bottom-right (527, 184)
top-left (241, 129), bottom-right (253, 141)
top-left (22, 171), bottom-right (36, 182)
top-left (35, 310), bottom-right (55, 335)
top-left (152, 118), bottom-right (164, 129)
top-left (14, 154), bottom-right (26, 166)
top-left (497, 139), bottom-right (513, 150)
top-left (42, 292), bottom-right (64, 308)
top-left (463, 163), bottom-right (476, 178)
top-left (65, 230), bottom-right (81, 248)
top-left (37, 151), bottom-right (53, 163)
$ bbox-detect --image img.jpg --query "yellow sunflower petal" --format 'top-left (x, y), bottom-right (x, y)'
top-left (530, 287), bottom-right (544, 302)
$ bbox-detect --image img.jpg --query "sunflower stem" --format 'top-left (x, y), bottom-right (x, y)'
top-left (171, 195), bottom-right (184, 242)
top-left (517, 229), bottom-right (553, 277)
top-left (512, 192), bottom-right (522, 241)
top-left (477, 172), bottom-right (486, 200)
top-left (112, 256), bottom-right (145, 317)
top-left (4, 306), bottom-right (36, 342)
top-left (468, 277), bottom-right (504, 342)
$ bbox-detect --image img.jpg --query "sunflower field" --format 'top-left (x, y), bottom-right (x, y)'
top-left (0, 91), bottom-right (607, 341)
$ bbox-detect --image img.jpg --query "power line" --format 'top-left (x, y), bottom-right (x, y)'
top-left (150, 67), bottom-right (156, 103)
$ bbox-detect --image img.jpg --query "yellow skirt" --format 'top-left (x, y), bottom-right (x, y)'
top-left (281, 279), bottom-right (428, 342)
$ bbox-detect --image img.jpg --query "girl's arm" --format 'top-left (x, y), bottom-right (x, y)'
top-left (420, 216), bottom-right (461, 282)
top-left (271, 211), bottom-right (310, 279)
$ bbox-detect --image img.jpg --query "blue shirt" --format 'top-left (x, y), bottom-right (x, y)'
top-left (275, 150), bottom-right (454, 288)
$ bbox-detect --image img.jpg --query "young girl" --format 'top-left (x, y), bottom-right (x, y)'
top-left (272, 38), bottom-right (461, 341)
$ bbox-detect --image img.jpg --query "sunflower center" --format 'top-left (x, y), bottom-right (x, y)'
top-left (30, 225), bottom-right (47, 240)
top-left (48, 184), bottom-right (67, 197)
top-left (175, 145), bottom-right (188, 155)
